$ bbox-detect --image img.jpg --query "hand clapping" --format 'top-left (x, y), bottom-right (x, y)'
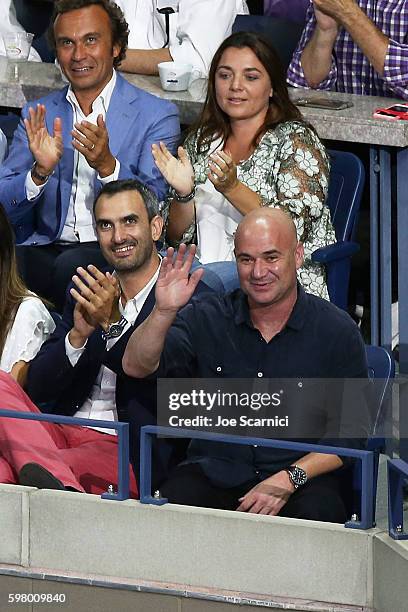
top-left (208, 149), bottom-right (238, 194)
top-left (24, 104), bottom-right (63, 177)
top-left (72, 113), bottom-right (116, 177)
top-left (70, 264), bottom-right (120, 333)
top-left (152, 141), bottom-right (195, 197)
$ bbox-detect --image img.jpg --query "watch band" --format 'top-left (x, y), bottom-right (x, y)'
top-left (31, 162), bottom-right (52, 182)
top-left (101, 315), bottom-right (127, 341)
top-left (170, 185), bottom-right (196, 203)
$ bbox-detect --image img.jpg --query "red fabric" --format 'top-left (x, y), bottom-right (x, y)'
top-left (0, 371), bottom-right (138, 497)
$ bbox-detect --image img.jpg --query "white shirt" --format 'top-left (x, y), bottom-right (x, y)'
top-left (65, 262), bottom-right (161, 434)
top-left (0, 296), bottom-right (55, 373)
top-left (25, 71), bottom-right (120, 243)
top-left (0, 129), bottom-right (7, 164)
top-left (115, 0), bottom-right (249, 76)
top-left (0, 1), bottom-right (41, 62)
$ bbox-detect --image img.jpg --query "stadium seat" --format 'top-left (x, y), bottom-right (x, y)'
top-left (312, 150), bottom-right (365, 311)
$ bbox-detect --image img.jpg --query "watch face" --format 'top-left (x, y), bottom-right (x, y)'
top-left (109, 324), bottom-right (123, 338)
top-left (290, 466), bottom-right (307, 486)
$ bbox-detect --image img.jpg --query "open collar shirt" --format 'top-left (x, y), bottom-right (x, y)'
top-left (25, 71), bottom-right (120, 242)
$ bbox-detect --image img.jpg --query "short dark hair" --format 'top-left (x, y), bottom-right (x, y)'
top-left (48, 0), bottom-right (129, 67)
top-left (189, 31), bottom-right (303, 153)
top-left (94, 179), bottom-right (160, 221)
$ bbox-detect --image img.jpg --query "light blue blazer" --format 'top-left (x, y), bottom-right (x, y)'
top-left (0, 73), bottom-right (180, 245)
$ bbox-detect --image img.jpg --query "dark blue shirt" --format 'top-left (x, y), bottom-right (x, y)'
top-left (159, 286), bottom-right (368, 486)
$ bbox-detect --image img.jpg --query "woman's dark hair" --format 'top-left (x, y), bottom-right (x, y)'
top-left (48, 0), bottom-right (129, 67)
top-left (0, 205), bottom-right (30, 358)
top-left (189, 31), bottom-right (303, 153)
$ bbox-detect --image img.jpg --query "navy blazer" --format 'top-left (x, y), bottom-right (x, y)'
top-left (0, 73), bottom-right (180, 245)
top-left (26, 279), bottom-right (213, 489)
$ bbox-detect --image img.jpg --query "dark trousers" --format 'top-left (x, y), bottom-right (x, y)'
top-left (16, 242), bottom-right (108, 313)
top-left (160, 463), bottom-right (348, 523)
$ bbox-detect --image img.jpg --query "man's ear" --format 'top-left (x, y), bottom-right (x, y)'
top-left (112, 43), bottom-right (121, 60)
top-left (295, 241), bottom-right (304, 270)
top-left (150, 215), bottom-right (164, 242)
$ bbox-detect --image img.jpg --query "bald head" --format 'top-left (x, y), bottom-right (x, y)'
top-left (235, 208), bottom-right (298, 253)
top-left (234, 207), bottom-right (304, 309)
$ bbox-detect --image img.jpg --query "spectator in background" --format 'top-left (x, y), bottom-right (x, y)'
top-left (115, 0), bottom-right (249, 77)
top-left (153, 32), bottom-right (334, 300)
top-left (0, 204), bottom-right (55, 388)
top-left (287, 0), bottom-right (408, 100)
top-left (0, 0), bottom-right (41, 61)
top-left (0, 0), bottom-right (179, 312)
top-left (264, 0), bottom-right (309, 23)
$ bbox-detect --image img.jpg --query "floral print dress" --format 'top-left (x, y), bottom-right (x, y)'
top-left (163, 120), bottom-right (336, 299)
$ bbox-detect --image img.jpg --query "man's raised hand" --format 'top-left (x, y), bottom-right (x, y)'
top-left (155, 245), bottom-right (204, 315)
top-left (24, 104), bottom-right (63, 178)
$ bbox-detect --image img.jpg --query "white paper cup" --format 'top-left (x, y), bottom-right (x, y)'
top-left (158, 61), bottom-right (201, 92)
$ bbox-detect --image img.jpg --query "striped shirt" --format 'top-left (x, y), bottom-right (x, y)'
top-left (287, 0), bottom-right (408, 100)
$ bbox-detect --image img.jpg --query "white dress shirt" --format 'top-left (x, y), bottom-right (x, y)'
top-left (115, 0), bottom-right (249, 76)
top-left (25, 71), bottom-right (120, 243)
top-left (0, 1), bottom-right (41, 62)
top-left (0, 129), bottom-right (7, 164)
top-left (65, 261), bottom-right (161, 434)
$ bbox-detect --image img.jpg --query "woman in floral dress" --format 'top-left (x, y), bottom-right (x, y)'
top-left (152, 32), bottom-right (335, 299)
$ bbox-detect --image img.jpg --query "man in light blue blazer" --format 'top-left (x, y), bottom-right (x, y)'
top-left (0, 0), bottom-right (180, 311)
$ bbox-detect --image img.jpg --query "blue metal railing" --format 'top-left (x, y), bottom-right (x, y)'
top-left (140, 425), bottom-right (375, 529)
top-left (0, 409), bottom-right (130, 500)
top-left (388, 458), bottom-right (408, 540)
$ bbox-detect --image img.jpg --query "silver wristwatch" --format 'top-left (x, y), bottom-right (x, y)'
top-left (285, 465), bottom-right (308, 489)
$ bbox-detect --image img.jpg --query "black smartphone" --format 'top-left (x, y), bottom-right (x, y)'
top-left (295, 97), bottom-right (353, 111)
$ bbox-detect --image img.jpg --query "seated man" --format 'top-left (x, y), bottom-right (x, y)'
top-left (287, 0), bottom-right (408, 100)
top-left (0, 0), bottom-right (179, 311)
top-left (123, 209), bottom-right (368, 522)
top-left (0, 179), bottom-right (211, 494)
top-left (115, 0), bottom-right (249, 77)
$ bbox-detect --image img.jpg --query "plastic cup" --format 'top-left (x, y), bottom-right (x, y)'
top-left (3, 32), bottom-right (34, 61)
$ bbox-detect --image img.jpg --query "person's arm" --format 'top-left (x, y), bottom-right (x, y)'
top-left (119, 48), bottom-right (172, 76)
top-left (123, 245), bottom-right (204, 378)
top-left (115, 97), bottom-right (180, 201)
top-left (27, 267), bottom-right (119, 402)
top-left (272, 125), bottom-right (331, 240)
top-left (0, 103), bottom-right (63, 225)
top-left (287, 3), bottom-right (339, 90)
top-left (152, 142), bottom-right (263, 245)
top-left (118, 0), bottom-right (243, 76)
top-left (302, 0), bottom-right (388, 86)
top-left (299, 10), bottom-right (339, 88)
top-left (237, 452), bottom-right (342, 515)
top-left (0, 297), bottom-right (55, 390)
top-left (9, 361), bottom-right (29, 388)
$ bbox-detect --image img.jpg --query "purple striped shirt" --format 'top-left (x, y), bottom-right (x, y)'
top-left (287, 0), bottom-right (408, 100)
